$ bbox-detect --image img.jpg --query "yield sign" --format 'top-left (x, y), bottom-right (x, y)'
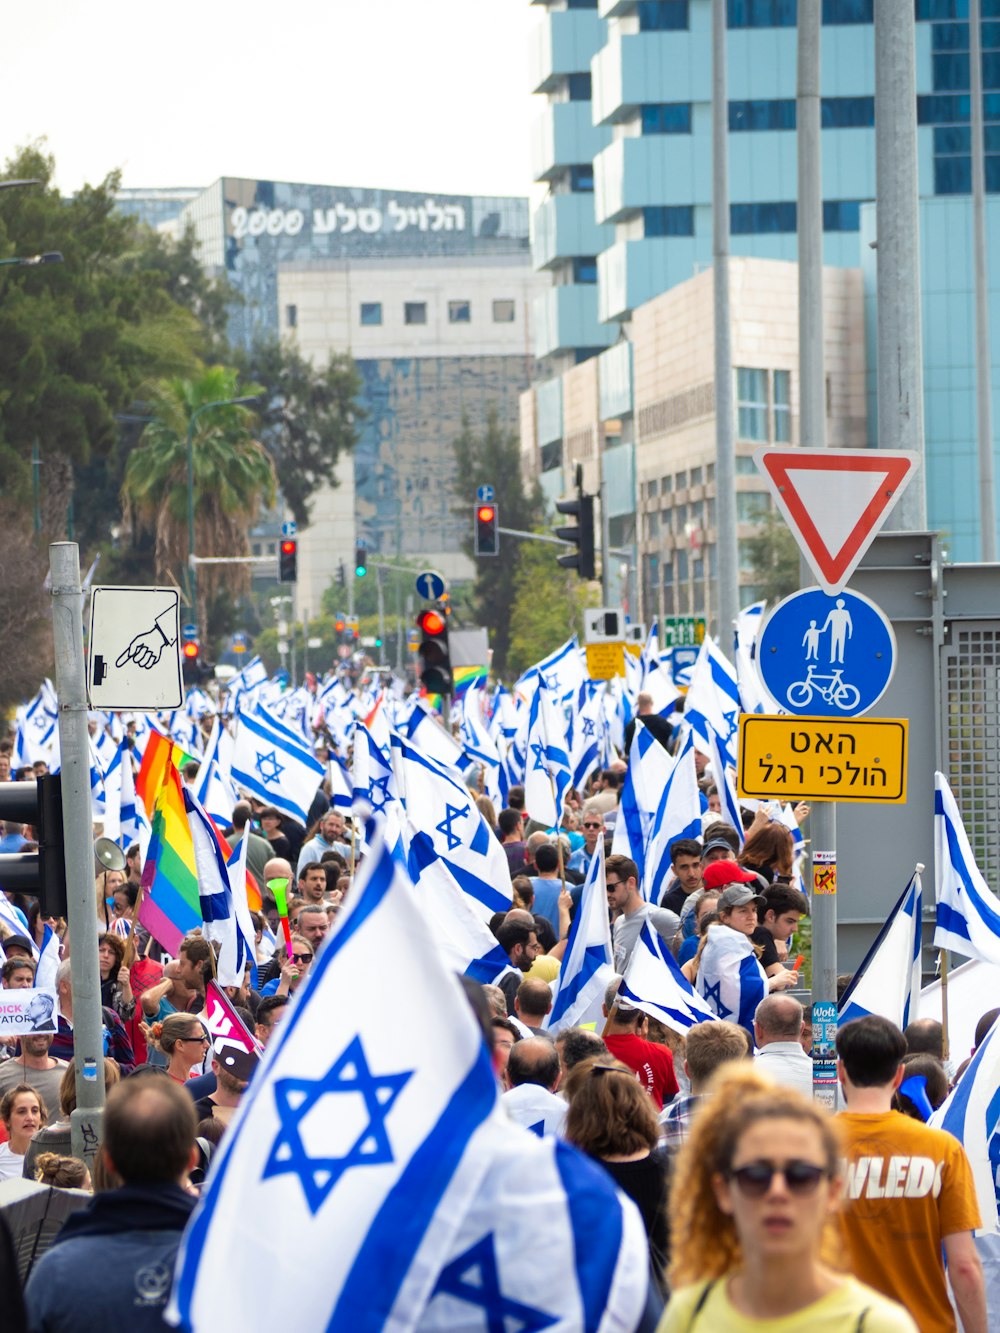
top-left (753, 447), bottom-right (918, 594)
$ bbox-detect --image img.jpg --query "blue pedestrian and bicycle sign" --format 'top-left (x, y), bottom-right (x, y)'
top-left (756, 586), bottom-right (896, 718)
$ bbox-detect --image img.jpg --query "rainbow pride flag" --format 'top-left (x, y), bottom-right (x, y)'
top-left (452, 664), bottom-right (488, 700)
top-left (138, 758), bottom-right (201, 954)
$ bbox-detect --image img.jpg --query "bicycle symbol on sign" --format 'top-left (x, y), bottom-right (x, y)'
top-left (785, 665), bottom-right (861, 712)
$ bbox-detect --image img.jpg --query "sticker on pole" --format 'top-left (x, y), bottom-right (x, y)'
top-left (754, 447), bottom-right (917, 594)
top-left (813, 850), bottom-right (838, 896)
top-left (88, 586), bottom-right (183, 711)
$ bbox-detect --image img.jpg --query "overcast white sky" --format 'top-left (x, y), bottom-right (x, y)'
top-left (2, 1), bottom-right (538, 197)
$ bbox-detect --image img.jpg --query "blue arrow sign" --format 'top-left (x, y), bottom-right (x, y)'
top-left (280, 520), bottom-right (297, 537)
top-left (757, 587), bottom-right (896, 718)
top-left (415, 569), bottom-right (446, 602)
top-left (476, 484), bottom-right (495, 504)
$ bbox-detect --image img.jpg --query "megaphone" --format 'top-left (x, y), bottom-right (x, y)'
top-left (94, 838), bottom-right (127, 874)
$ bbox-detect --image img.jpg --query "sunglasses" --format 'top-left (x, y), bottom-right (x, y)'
top-left (582, 823), bottom-right (603, 830)
top-left (292, 953), bottom-right (313, 964)
top-left (728, 1159), bottom-right (829, 1197)
top-left (181, 1035), bottom-right (210, 1046)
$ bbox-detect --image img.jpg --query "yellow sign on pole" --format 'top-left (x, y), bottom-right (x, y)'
top-left (585, 642), bottom-right (626, 680)
top-left (738, 715), bottom-right (908, 804)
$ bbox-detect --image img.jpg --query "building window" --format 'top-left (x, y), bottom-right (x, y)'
top-left (731, 201), bottom-right (797, 234)
top-left (568, 73), bottom-right (592, 101)
top-left (936, 155), bottom-right (972, 192)
top-left (933, 53), bottom-right (971, 90)
top-left (569, 164), bottom-right (595, 191)
top-left (638, 0), bottom-right (689, 30)
top-left (285, 303), bottom-right (298, 328)
top-left (675, 470), bottom-right (688, 490)
top-left (918, 94), bottom-right (971, 124)
top-left (492, 299), bottom-right (516, 323)
top-left (252, 542), bottom-right (261, 556)
top-left (707, 462), bottom-right (716, 484)
top-left (774, 370), bottom-right (792, 442)
top-left (540, 440), bottom-right (562, 472)
top-left (821, 96), bottom-right (876, 127)
top-left (933, 21), bottom-right (969, 50)
top-left (641, 103), bottom-right (692, 134)
top-left (729, 99), bottom-right (796, 132)
top-left (728, 0), bottom-right (796, 27)
top-left (823, 199), bottom-right (862, 231)
top-left (736, 368), bottom-right (770, 442)
top-left (822, 0), bottom-right (873, 20)
top-left (404, 302), bottom-right (427, 325)
top-left (572, 257), bottom-right (598, 284)
top-left (647, 478), bottom-right (659, 498)
top-left (360, 302), bottom-right (382, 326)
top-left (647, 511), bottom-right (660, 539)
top-left (448, 300), bottom-right (471, 324)
top-left (565, 0), bottom-right (598, 7)
top-left (736, 455), bottom-right (758, 475)
top-left (644, 205), bottom-right (695, 237)
top-left (691, 466), bottom-right (703, 487)
top-left (936, 125), bottom-right (971, 153)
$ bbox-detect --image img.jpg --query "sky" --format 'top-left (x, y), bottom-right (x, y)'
top-left (2, 2), bottom-right (539, 198)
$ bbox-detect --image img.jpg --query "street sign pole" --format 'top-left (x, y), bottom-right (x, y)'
top-left (49, 542), bottom-right (106, 1162)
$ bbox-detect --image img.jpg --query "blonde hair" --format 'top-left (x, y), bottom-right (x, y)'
top-left (668, 1065), bottom-right (843, 1289)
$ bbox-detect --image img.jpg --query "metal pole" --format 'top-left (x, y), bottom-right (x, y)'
top-left (31, 442), bottom-right (41, 534)
top-left (376, 567), bottom-right (386, 662)
top-left (49, 543), bottom-right (106, 1162)
top-left (186, 414), bottom-right (198, 626)
top-left (712, 0), bottom-right (739, 643)
top-left (874, 1), bottom-right (927, 529)
top-left (971, 0), bottom-right (996, 560)
top-left (601, 474), bottom-right (613, 606)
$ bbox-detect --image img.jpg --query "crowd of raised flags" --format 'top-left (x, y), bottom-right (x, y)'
top-left (7, 607), bottom-right (1000, 1325)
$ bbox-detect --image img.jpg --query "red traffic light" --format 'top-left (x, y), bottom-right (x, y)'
top-left (280, 539), bottom-right (296, 554)
top-left (417, 609), bottom-right (447, 637)
top-left (182, 640), bottom-right (199, 659)
top-left (477, 505), bottom-right (495, 523)
top-left (335, 618), bottom-right (345, 633)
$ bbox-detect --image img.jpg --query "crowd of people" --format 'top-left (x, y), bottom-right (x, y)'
top-left (0, 706), bottom-right (992, 1331)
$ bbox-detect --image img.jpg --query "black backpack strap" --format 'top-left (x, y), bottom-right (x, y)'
top-left (687, 1279), bottom-right (716, 1331)
top-left (856, 1310), bottom-right (870, 1332)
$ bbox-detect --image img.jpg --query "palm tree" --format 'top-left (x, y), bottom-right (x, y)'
top-left (122, 366), bottom-right (275, 634)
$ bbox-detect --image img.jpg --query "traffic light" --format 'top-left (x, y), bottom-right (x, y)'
top-left (355, 541), bottom-right (368, 578)
top-left (182, 639), bottom-right (200, 685)
top-left (555, 469), bottom-right (596, 580)
top-left (474, 502), bottom-right (499, 557)
top-left (279, 539), bottom-right (298, 583)
top-left (0, 777), bottom-right (67, 917)
top-left (416, 604), bottom-right (452, 695)
top-left (336, 561), bottom-right (346, 586)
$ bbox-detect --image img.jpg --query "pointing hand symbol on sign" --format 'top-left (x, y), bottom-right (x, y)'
top-left (115, 608), bottom-right (177, 672)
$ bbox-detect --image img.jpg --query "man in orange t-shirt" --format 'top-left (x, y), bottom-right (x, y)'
top-left (836, 1015), bottom-right (986, 1333)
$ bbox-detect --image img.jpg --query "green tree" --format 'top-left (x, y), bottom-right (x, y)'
top-left (452, 407), bottom-right (545, 677)
top-left (232, 337), bottom-right (363, 528)
top-left (121, 366), bottom-right (275, 636)
top-left (741, 505), bottom-right (801, 605)
top-left (506, 535), bottom-right (600, 679)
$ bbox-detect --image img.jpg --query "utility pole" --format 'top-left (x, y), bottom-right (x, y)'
top-left (971, 0), bottom-right (996, 560)
top-left (712, 0), bottom-right (739, 643)
top-left (874, 2), bottom-right (927, 529)
top-left (49, 543), bottom-right (106, 1161)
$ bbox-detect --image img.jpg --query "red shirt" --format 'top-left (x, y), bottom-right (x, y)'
top-left (604, 1033), bottom-right (679, 1110)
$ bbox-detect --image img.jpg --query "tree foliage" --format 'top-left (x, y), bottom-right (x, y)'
top-left (741, 505), bottom-right (801, 605)
top-left (506, 534), bottom-right (600, 680)
top-left (452, 407), bottom-right (545, 678)
top-left (232, 337), bottom-right (363, 529)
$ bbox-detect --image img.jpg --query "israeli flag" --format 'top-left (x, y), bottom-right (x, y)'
top-left (838, 871), bottom-right (923, 1029)
top-left (705, 728), bottom-right (745, 847)
top-left (934, 772), bottom-right (1000, 966)
top-left (352, 723), bottom-right (400, 821)
top-left (410, 854), bottom-right (515, 987)
top-left (930, 1014), bottom-right (1000, 1234)
top-left (515, 635), bottom-right (587, 703)
top-left (193, 717), bottom-right (238, 829)
top-left (459, 694), bottom-right (506, 810)
top-left (545, 840), bottom-right (615, 1034)
top-left (328, 754), bottom-right (353, 812)
top-left (611, 721), bottom-right (675, 877)
top-left (684, 636), bottom-right (742, 767)
top-left (569, 683), bottom-right (605, 794)
top-left (643, 737), bottom-right (702, 904)
top-left (35, 923), bottom-right (60, 992)
top-left (696, 926), bottom-right (767, 1038)
top-left (101, 738), bottom-right (143, 849)
top-left (620, 921), bottom-right (717, 1036)
top-left (391, 733), bottom-right (512, 921)
top-left (169, 824), bottom-right (650, 1331)
top-left (403, 700), bottom-right (467, 772)
top-left (230, 704), bottom-right (325, 827)
top-left (522, 683), bottom-right (571, 830)
top-left (224, 827), bottom-right (258, 990)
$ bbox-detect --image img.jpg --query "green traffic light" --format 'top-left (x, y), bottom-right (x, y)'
top-left (356, 564), bottom-right (367, 578)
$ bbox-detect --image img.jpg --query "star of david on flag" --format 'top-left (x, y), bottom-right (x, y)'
top-left (230, 703), bottom-right (324, 826)
top-left (255, 749), bottom-right (284, 785)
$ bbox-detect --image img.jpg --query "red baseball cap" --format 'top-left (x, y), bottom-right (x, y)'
top-left (701, 860), bottom-right (761, 892)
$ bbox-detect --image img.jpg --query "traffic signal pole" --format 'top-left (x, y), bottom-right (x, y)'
top-left (49, 542), bottom-right (106, 1161)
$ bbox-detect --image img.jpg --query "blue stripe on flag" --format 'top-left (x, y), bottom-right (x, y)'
top-left (554, 1140), bottom-right (623, 1329)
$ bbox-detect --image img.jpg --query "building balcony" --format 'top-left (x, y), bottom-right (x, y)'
top-left (528, 10), bottom-right (608, 95)
top-left (593, 30), bottom-right (705, 127)
top-left (531, 193), bottom-right (615, 271)
top-left (595, 135), bottom-right (711, 224)
top-left (599, 235), bottom-right (707, 322)
top-left (530, 102), bottom-right (612, 182)
top-left (533, 283), bottom-right (618, 361)
top-left (598, 340), bottom-right (633, 421)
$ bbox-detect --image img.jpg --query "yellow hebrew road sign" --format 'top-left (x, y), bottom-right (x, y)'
top-left (738, 715), bottom-right (908, 804)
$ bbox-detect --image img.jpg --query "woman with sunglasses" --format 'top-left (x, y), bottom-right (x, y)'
top-left (271, 934), bottom-right (313, 999)
top-left (149, 1014), bottom-right (210, 1085)
top-left (659, 1066), bottom-right (916, 1331)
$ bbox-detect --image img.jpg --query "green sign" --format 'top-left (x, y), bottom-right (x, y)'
top-left (661, 616), bottom-right (706, 648)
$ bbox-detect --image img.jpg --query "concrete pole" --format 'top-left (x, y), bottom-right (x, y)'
top-left (971, 0), bottom-right (996, 560)
top-left (874, 1), bottom-right (927, 529)
top-left (712, 0), bottom-right (739, 642)
top-left (49, 543), bottom-right (106, 1162)
top-left (798, 3), bottom-right (837, 1038)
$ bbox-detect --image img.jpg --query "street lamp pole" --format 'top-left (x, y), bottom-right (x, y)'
top-left (186, 395), bottom-right (259, 632)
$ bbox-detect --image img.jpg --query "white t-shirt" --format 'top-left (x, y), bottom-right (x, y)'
top-left (0, 1142), bottom-right (26, 1180)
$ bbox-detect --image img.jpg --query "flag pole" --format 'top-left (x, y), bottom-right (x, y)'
top-left (939, 947), bottom-right (950, 1064)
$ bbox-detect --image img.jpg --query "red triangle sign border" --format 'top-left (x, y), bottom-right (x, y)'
top-left (754, 449), bottom-right (918, 594)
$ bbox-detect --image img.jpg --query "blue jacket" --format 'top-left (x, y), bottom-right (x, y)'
top-left (24, 1183), bottom-right (195, 1333)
